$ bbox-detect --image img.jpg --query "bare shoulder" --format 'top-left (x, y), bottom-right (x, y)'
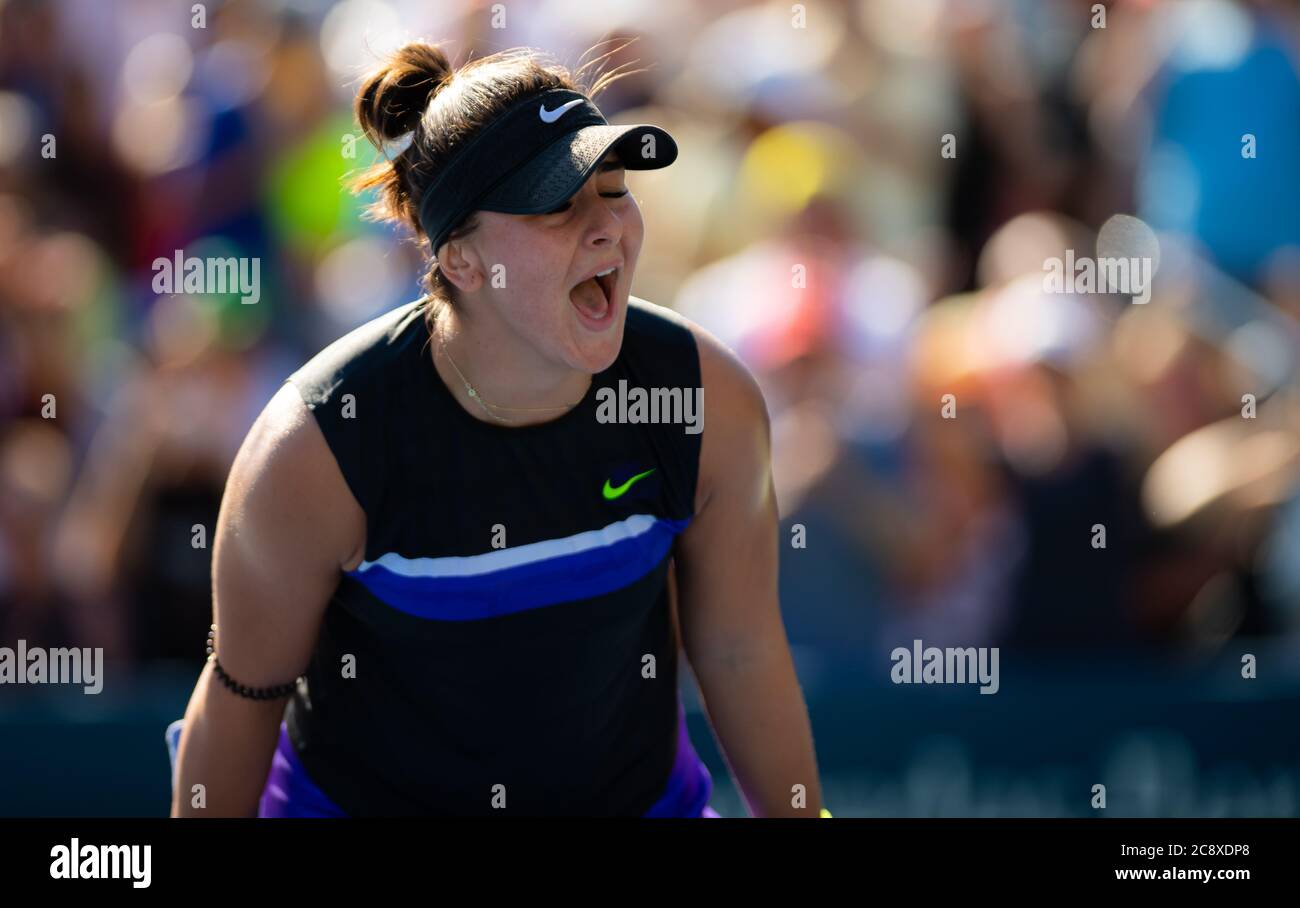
top-left (674, 315), bottom-right (771, 514)
top-left (686, 318), bottom-right (770, 438)
top-left (627, 295), bottom-right (769, 429)
top-left (221, 381), bottom-right (366, 573)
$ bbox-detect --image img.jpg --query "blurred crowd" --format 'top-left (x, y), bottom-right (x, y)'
top-left (1, 0), bottom-right (1298, 678)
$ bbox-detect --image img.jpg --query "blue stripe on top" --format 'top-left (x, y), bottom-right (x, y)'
top-left (347, 514), bottom-right (691, 620)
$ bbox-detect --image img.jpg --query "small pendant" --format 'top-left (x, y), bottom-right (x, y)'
top-left (467, 388), bottom-right (477, 397)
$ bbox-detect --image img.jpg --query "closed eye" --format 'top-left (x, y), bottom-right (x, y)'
top-left (544, 189), bottom-right (629, 215)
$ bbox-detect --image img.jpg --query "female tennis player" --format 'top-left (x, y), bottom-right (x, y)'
top-left (169, 42), bottom-right (824, 817)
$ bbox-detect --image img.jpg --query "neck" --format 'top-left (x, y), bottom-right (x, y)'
top-left (430, 300), bottom-right (590, 426)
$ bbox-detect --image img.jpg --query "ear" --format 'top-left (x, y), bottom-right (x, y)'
top-left (437, 238), bottom-right (484, 294)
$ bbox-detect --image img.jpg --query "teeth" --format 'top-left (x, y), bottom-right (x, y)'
top-left (595, 267), bottom-right (616, 277)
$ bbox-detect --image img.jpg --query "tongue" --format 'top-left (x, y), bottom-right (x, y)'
top-left (570, 276), bottom-right (609, 319)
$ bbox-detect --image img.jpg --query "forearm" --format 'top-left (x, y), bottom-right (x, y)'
top-left (689, 636), bottom-right (823, 818)
top-left (171, 661), bottom-right (287, 817)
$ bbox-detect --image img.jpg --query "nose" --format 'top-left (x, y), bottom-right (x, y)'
top-left (581, 186), bottom-right (623, 249)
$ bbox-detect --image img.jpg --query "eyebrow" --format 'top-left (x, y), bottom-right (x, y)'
top-left (598, 158), bottom-right (625, 172)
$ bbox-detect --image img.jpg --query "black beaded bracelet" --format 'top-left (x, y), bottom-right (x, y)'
top-left (205, 625), bottom-right (299, 701)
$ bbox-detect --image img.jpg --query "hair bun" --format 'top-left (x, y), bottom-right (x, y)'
top-left (356, 42), bottom-right (454, 145)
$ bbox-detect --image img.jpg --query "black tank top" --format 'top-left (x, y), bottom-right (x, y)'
top-left (281, 297), bottom-right (707, 815)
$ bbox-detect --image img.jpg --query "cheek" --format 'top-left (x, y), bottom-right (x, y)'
top-left (624, 202), bottom-right (646, 252)
top-left (487, 235), bottom-right (563, 303)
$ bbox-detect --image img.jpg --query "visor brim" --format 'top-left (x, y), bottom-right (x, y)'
top-left (476, 123), bottom-right (678, 215)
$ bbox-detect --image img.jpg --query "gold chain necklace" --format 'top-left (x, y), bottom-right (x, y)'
top-left (436, 331), bottom-right (584, 423)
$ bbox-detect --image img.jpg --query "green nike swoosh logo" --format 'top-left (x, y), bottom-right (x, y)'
top-left (603, 468), bottom-right (655, 500)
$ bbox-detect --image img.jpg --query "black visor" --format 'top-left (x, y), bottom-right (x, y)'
top-left (416, 88), bottom-right (678, 255)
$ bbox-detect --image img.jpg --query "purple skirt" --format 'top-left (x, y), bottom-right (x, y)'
top-left (258, 704), bottom-right (718, 818)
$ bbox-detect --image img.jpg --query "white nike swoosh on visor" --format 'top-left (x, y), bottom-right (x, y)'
top-left (539, 99), bottom-right (584, 123)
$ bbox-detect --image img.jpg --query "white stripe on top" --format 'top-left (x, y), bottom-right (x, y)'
top-left (354, 513), bottom-right (661, 580)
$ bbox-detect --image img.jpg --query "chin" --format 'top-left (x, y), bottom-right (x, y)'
top-left (561, 285), bottom-right (628, 373)
top-left (564, 311), bottom-right (625, 374)
top-left (567, 327), bottom-right (624, 374)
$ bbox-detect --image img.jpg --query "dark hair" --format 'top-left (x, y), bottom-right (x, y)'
top-left (351, 41), bottom-right (641, 318)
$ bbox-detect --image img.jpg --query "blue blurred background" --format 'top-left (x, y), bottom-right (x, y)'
top-left (1, 0), bottom-right (1298, 815)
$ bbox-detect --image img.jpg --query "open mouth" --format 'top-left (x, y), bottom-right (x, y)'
top-left (569, 266), bottom-right (619, 325)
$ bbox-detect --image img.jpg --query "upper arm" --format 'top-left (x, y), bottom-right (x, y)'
top-left (674, 324), bottom-right (781, 665)
top-left (211, 381), bottom-right (366, 686)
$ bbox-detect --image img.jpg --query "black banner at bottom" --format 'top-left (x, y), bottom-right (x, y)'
top-left (0, 818), bottom-right (1286, 893)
